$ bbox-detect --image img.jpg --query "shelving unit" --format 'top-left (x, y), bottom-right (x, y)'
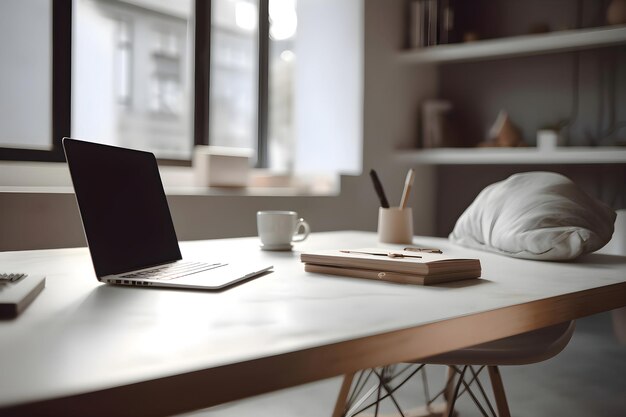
top-left (395, 147), bottom-right (626, 165)
top-left (395, 2), bottom-right (626, 236)
top-left (399, 25), bottom-right (626, 64)
top-left (397, 24), bottom-right (626, 166)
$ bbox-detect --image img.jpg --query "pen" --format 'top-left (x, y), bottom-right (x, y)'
top-left (340, 250), bottom-right (422, 259)
top-left (404, 246), bottom-right (443, 254)
top-left (399, 168), bottom-right (415, 209)
top-left (369, 169), bottom-right (390, 208)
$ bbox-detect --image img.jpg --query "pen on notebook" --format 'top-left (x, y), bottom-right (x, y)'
top-left (369, 169), bottom-right (390, 208)
top-left (404, 246), bottom-right (443, 254)
top-left (399, 169), bottom-right (415, 209)
top-left (340, 250), bottom-right (421, 259)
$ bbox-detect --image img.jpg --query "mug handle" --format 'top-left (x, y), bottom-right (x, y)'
top-left (292, 219), bottom-right (310, 242)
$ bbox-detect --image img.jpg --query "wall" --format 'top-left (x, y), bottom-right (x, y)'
top-left (0, 0), bottom-right (438, 251)
top-left (439, 49), bottom-right (626, 148)
top-left (431, 0), bottom-right (626, 236)
top-left (438, 0), bottom-right (626, 148)
top-left (0, 186), bottom-right (360, 250)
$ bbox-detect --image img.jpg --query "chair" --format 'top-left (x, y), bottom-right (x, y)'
top-left (597, 209), bottom-right (626, 345)
top-left (332, 320), bottom-right (576, 417)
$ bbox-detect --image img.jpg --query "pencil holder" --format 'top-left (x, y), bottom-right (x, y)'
top-left (378, 207), bottom-right (413, 244)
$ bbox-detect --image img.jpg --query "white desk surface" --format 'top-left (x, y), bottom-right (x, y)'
top-left (1, 231), bottom-right (625, 416)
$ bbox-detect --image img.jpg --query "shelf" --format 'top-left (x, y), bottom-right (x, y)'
top-left (399, 25), bottom-right (626, 64)
top-left (395, 147), bottom-right (626, 165)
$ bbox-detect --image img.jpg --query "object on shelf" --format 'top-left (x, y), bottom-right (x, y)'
top-left (463, 31), bottom-right (479, 42)
top-left (421, 100), bottom-right (454, 148)
top-left (193, 145), bottom-right (253, 187)
top-left (440, 0), bottom-right (454, 44)
top-left (536, 129), bottom-right (563, 150)
top-left (529, 23), bottom-right (550, 34)
top-left (479, 111), bottom-right (525, 147)
top-left (409, 0), bottom-right (425, 47)
top-left (409, 0), bottom-right (452, 48)
top-left (607, 0), bottom-right (626, 25)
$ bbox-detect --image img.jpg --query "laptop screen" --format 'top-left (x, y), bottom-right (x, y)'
top-left (63, 139), bottom-right (182, 277)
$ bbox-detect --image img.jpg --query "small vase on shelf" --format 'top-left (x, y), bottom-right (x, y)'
top-left (607, 0), bottom-right (626, 25)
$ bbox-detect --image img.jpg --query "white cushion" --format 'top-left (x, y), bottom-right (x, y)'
top-left (449, 172), bottom-right (616, 260)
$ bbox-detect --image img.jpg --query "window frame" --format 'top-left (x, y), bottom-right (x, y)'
top-left (0, 0), bottom-right (271, 168)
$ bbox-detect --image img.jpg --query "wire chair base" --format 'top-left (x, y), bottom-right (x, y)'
top-left (335, 364), bottom-right (506, 417)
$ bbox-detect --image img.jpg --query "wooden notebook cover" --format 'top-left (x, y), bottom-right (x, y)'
top-left (301, 248), bottom-right (480, 276)
top-left (304, 263), bottom-right (481, 285)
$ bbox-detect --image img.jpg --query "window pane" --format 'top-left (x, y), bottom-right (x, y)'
top-left (0, 0), bottom-right (52, 150)
top-left (72, 0), bottom-right (193, 159)
top-left (209, 0), bottom-right (259, 152)
top-left (268, 0), bottom-right (297, 171)
top-left (268, 0), bottom-right (363, 175)
top-left (289, 0), bottom-right (363, 174)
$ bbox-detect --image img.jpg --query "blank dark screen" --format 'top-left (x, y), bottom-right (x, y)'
top-left (64, 139), bottom-right (182, 277)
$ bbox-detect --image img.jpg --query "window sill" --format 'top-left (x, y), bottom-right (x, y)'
top-left (0, 162), bottom-right (341, 197)
top-left (0, 185), bottom-right (339, 197)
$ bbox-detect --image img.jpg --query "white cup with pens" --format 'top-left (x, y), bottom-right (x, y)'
top-left (370, 169), bottom-right (415, 244)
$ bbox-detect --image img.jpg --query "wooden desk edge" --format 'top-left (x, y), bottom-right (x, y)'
top-left (3, 281), bottom-right (625, 417)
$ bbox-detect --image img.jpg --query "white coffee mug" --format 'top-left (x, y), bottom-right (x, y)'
top-left (257, 211), bottom-right (310, 250)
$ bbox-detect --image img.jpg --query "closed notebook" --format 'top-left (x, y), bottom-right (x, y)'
top-left (300, 248), bottom-right (481, 276)
top-left (300, 248), bottom-right (481, 285)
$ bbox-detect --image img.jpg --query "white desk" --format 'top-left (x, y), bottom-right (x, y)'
top-left (1, 231), bottom-right (625, 416)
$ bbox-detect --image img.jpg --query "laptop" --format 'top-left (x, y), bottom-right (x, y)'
top-left (63, 138), bottom-right (273, 290)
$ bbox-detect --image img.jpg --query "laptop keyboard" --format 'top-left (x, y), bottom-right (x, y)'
top-left (120, 261), bottom-right (226, 281)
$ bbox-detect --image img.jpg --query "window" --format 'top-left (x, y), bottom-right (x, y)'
top-left (72, 0), bottom-right (192, 160)
top-left (207, 0), bottom-right (364, 174)
top-left (115, 19), bottom-right (132, 107)
top-left (150, 28), bottom-right (184, 116)
top-left (268, 0), bottom-right (297, 172)
top-left (0, 0), bottom-right (363, 174)
top-left (0, 0), bottom-right (53, 151)
top-left (273, 0), bottom-right (363, 175)
top-left (209, 0), bottom-right (259, 152)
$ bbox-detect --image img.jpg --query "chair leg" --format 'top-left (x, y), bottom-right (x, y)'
top-left (332, 365), bottom-right (509, 417)
top-left (612, 307), bottom-right (626, 345)
top-left (487, 366), bottom-right (511, 417)
top-left (332, 372), bottom-right (355, 417)
top-left (443, 366), bottom-right (466, 417)
top-left (443, 366), bottom-right (456, 403)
